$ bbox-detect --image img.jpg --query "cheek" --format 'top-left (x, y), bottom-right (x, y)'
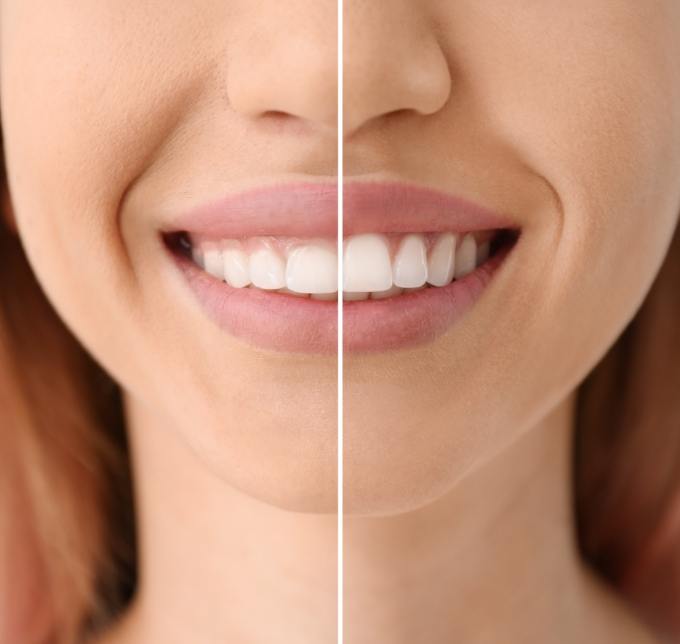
top-left (457, 1), bottom-right (680, 384)
top-left (0, 4), bottom-right (213, 375)
top-left (345, 4), bottom-right (680, 513)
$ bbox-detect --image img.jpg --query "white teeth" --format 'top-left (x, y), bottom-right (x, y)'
top-left (371, 285), bottom-right (404, 300)
top-left (192, 245), bottom-right (205, 270)
top-left (343, 234), bottom-right (392, 293)
top-left (393, 234), bottom-right (428, 288)
top-left (343, 291), bottom-right (370, 301)
top-left (286, 243), bottom-right (337, 294)
top-left (249, 243), bottom-right (286, 289)
top-left (279, 287), bottom-right (309, 298)
top-left (222, 242), bottom-right (250, 288)
top-left (454, 234), bottom-right (477, 278)
top-left (203, 243), bottom-right (224, 280)
top-left (427, 233), bottom-right (457, 287)
top-left (191, 229), bottom-right (497, 298)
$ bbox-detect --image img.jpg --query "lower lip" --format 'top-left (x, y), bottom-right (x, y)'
top-left (168, 237), bottom-right (516, 354)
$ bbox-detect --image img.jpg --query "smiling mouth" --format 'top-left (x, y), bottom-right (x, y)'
top-left (161, 181), bottom-right (521, 353)
top-left (166, 228), bottom-right (517, 301)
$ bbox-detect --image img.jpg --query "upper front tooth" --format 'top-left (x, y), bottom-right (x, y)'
top-left (454, 234), bottom-right (477, 278)
top-left (343, 234), bottom-right (392, 293)
top-left (203, 242), bottom-right (224, 280)
top-left (371, 285), bottom-right (404, 300)
top-left (393, 234), bottom-right (427, 288)
top-left (286, 243), bottom-right (337, 294)
top-left (249, 242), bottom-right (286, 289)
top-left (222, 242), bottom-right (250, 288)
top-left (427, 233), bottom-right (457, 286)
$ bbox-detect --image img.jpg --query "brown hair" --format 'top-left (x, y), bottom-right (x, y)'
top-left (0, 169), bottom-right (678, 640)
top-left (0, 180), bottom-right (135, 639)
top-left (575, 215), bottom-right (680, 639)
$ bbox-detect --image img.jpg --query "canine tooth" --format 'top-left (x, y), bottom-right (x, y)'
top-left (249, 244), bottom-right (286, 289)
top-left (427, 233), bottom-right (456, 286)
top-left (343, 291), bottom-right (369, 301)
top-left (343, 234), bottom-right (392, 293)
top-left (393, 234), bottom-right (427, 288)
top-left (371, 285), bottom-right (404, 300)
top-left (192, 245), bottom-right (205, 269)
top-left (203, 243), bottom-right (224, 280)
top-left (222, 242), bottom-right (250, 288)
top-left (476, 240), bottom-right (490, 265)
top-left (286, 243), bottom-right (337, 294)
top-left (454, 234), bottom-right (477, 278)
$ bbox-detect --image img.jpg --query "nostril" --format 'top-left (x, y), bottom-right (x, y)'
top-left (260, 110), bottom-right (300, 123)
top-left (261, 109), bottom-right (307, 128)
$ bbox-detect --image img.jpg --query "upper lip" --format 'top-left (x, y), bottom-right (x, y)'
top-left (168, 180), bottom-right (518, 239)
top-left (344, 181), bottom-right (517, 235)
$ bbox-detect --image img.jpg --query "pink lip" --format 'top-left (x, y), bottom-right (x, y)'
top-left (344, 181), bottom-right (515, 235)
top-left (166, 181), bottom-right (519, 354)
top-left (169, 182), bottom-right (338, 238)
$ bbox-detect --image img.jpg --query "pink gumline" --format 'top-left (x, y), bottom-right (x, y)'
top-left (186, 229), bottom-right (502, 261)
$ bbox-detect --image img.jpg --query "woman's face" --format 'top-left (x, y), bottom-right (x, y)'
top-left (342, 0), bottom-right (680, 513)
top-left (2, 2), bottom-right (680, 516)
top-left (0, 1), bottom-right (339, 511)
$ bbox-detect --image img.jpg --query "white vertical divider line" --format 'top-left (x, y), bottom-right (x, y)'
top-left (337, 0), bottom-right (344, 639)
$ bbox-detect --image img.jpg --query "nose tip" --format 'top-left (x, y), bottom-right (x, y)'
top-left (343, 54), bottom-right (451, 136)
top-left (343, 16), bottom-right (452, 138)
top-left (226, 34), bottom-right (337, 133)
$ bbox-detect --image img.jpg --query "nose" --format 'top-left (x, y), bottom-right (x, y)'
top-left (226, 7), bottom-right (337, 134)
top-left (343, 2), bottom-right (451, 137)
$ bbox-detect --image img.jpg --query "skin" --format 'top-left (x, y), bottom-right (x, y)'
top-left (1, 1), bottom-right (338, 642)
top-left (1, 0), bottom-right (678, 643)
top-left (343, 0), bottom-right (680, 641)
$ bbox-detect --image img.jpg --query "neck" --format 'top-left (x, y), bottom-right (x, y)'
top-left (111, 394), bottom-right (338, 644)
top-left (343, 392), bottom-right (647, 643)
top-left (107, 391), bottom-right (651, 644)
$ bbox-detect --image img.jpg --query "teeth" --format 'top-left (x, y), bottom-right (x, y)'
top-left (189, 229), bottom-right (497, 299)
top-left (393, 234), bottom-right (427, 288)
top-left (223, 242), bottom-right (250, 288)
top-left (249, 241), bottom-right (286, 289)
top-left (371, 285), bottom-right (404, 300)
top-left (343, 291), bottom-right (370, 301)
top-left (203, 242), bottom-right (224, 280)
top-left (286, 243), bottom-right (337, 294)
top-left (427, 233), bottom-right (457, 287)
top-left (454, 234), bottom-right (477, 279)
top-left (279, 287), bottom-right (309, 298)
top-left (192, 245), bottom-right (205, 269)
top-left (343, 234), bottom-right (392, 293)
